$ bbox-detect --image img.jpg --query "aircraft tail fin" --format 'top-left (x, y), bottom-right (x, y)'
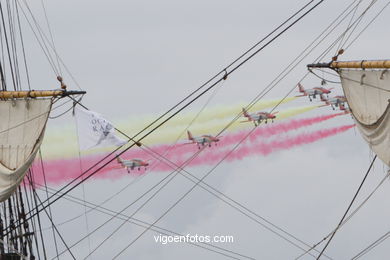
top-left (320, 94), bottom-right (328, 102)
top-left (187, 130), bottom-right (194, 141)
top-left (298, 83), bottom-right (305, 93)
top-left (242, 108), bottom-right (250, 117)
top-left (116, 155), bottom-right (123, 164)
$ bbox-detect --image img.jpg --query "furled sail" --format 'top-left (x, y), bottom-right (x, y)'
top-left (308, 60), bottom-right (390, 166)
top-left (0, 98), bottom-right (52, 202)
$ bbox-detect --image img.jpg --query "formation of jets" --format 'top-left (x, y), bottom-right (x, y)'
top-left (117, 82), bottom-right (349, 173)
top-left (117, 107), bottom-right (277, 172)
top-left (298, 83), bottom-right (349, 111)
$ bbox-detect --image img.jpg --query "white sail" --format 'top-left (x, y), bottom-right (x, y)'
top-left (0, 98), bottom-right (52, 202)
top-left (339, 69), bottom-right (390, 165)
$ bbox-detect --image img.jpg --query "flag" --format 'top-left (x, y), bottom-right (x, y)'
top-left (75, 107), bottom-right (127, 150)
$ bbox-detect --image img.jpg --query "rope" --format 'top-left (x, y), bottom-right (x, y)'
top-left (107, 0), bottom-right (384, 256)
top-left (0, 1), bottom-right (17, 90)
top-left (14, 2), bottom-right (31, 91)
top-left (19, 0), bottom-right (324, 231)
top-left (27, 172), bottom-right (76, 260)
top-left (38, 150), bottom-right (60, 260)
top-left (21, 179), bottom-right (40, 259)
top-left (334, 0), bottom-right (362, 55)
top-left (15, 0), bottom-right (58, 76)
top-left (68, 1), bottom-right (344, 252)
top-left (315, 156), bottom-right (377, 259)
top-left (295, 169), bottom-right (390, 259)
top-left (351, 230), bottom-right (390, 259)
top-left (135, 137), bottom-right (330, 258)
top-left (27, 170), bottom-right (48, 260)
top-left (74, 109), bottom-right (92, 258)
top-left (40, 0), bottom-right (62, 75)
top-left (344, 0), bottom-right (390, 51)
top-left (38, 0), bottom-right (360, 256)
top-left (38, 185), bottom-right (253, 260)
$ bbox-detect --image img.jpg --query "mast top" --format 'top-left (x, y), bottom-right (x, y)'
top-left (308, 60), bottom-right (390, 69)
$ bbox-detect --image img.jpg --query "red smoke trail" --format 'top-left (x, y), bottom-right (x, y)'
top-left (226, 112), bottom-right (344, 144)
top-left (33, 114), bottom-right (348, 186)
top-left (186, 124), bottom-right (355, 167)
top-left (172, 112), bottom-right (345, 162)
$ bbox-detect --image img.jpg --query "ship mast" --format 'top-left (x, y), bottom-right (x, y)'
top-left (0, 1), bottom-right (85, 259)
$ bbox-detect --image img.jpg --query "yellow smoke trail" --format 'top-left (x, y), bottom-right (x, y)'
top-left (116, 97), bottom-right (297, 133)
top-left (139, 105), bottom-right (317, 146)
top-left (41, 99), bottom-right (309, 160)
top-left (276, 105), bottom-right (317, 120)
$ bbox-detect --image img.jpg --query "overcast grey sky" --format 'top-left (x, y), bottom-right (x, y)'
top-left (17, 0), bottom-right (390, 259)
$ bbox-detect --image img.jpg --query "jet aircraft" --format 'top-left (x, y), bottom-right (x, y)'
top-left (187, 130), bottom-right (220, 149)
top-left (320, 94), bottom-right (347, 110)
top-left (117, 156), bottom-right (149, 173)
top-left (297, 83), bottom-right (333, 101)
top-left (242, 108), bottom-right (277, 126)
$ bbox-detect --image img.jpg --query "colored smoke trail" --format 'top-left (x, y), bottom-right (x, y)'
top-left (171, 112), bottom-right (345, 162)
top-left (141, 105), bottom-right (318, 145)
top-left (276, 105), bottom-right (318, 120)
top-left (186, 124), bottom-right (355, 167)
top-left (118, 96), bottom-right (298, 131)
top-left (231, 112), bottom-right (345, 143)
top-left (41, 104), bottom-right (316, 160)
top-left (35, 114), bottom-right (348, 185)
top-left (234, 124), bottom-right (355, 157)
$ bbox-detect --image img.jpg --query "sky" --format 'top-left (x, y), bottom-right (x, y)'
top-left (9, 0), bottom-right (390, 259)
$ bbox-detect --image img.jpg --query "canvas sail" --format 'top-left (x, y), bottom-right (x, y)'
top-left (338, 69), bottom-right (390, 166)
top-left (0, 98), bottom-right (52, 202)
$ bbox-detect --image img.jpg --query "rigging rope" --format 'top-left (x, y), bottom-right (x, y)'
top-left (38, 150), bottom-right (60, 260)
top-left (108, 0), bottom-right (382, 257)
top-left (15, 0), bottom-right (58, 76)
top-left (27, 171), bottom-right (77, 260)
top-left (63, 1), bottom-right (339, 253)
top-left (19, 0), bottom-right (60, 76)
top-left (351, 229), bottom-right (390, 259)
top-left (27, 170), bottom-right (48, 260)
top-left (19, 0), bottom-right (326, 231)
top-left (315, 156), bottom-right (377, 259)
top-left (295, 169), bottom-right (390, 259)
top-left (344, 0), bottom-right (390, 51)
top-left (3, 0), bottom-right (362, 258)
top-left (27, 0), bottom-right (366, 256)
top-left (38, 186), bottom-right (253, 260)
top-left (0, 1), bottom-right (17, 90)
top-left (40, 0), bottom-right (62, 75)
